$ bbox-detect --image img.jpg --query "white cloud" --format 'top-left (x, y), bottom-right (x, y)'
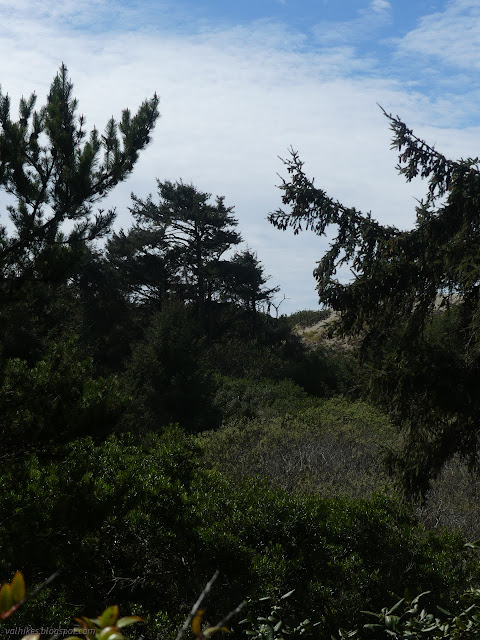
top-left (313, 0), bottom-right (392, 46)
top-left (396, 0), bottom-right (480, 70)
top-left (371, 0), bottom-right (391, 13)
top-left (0, 0), bottom-right (479, 313)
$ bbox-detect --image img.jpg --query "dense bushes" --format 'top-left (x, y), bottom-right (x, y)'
top-left (284, 309), bottom-right (332, 329)
top-left (121, 301), bottom-right (213, 432)
top-left (0, 337), bottom-right (126, 458)
top-left (417, 454), bottom-right (480, 541)
top-left (200, 393), bottom-right (397, 497)
top-left (1, 306), bottom-right (478, 640)
top-left (337, 585), bottom-right (480, 639)
top-left (0, 428), bottom-right (199, 634)
top-left (2, 425), bottom-right (478, 640)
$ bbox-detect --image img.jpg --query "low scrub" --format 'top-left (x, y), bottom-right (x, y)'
top-left (1, 426), bottom-right (475, 639)
top-left (285, 309), bottom-right (332, 329)
top-left (199, 395), bottom-right (398, 497)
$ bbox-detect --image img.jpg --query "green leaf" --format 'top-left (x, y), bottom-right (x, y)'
top-left (11, 572), bottom-right (26, 603)
top-left (360, 610), bottom-right (380, 619)
top-left (116, 616), bottom-right (143, 628)
top-left (97, 627), bottom-right (120, 640)
top-left (437, 606), bottom-right (453, 616)
top-left (75, 616), bottom-right (97, 631)
top-left (464, 541), bottom-right (480, 549)
top-left (411, 591), bottom-right (431, 605)
top-left (387, 598), bottom-right (404, 615)
top-left (100, 606), bottom-right (120, 628)
top-left (0, 583), bottom-right (13, 614)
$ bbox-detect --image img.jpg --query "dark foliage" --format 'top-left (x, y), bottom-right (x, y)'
top-left (1, 68), bottom-right (478, 640)
top-left (269, 112), bottom-right (480, 495)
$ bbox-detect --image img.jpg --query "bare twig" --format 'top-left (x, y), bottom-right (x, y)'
top-left (175, 570), bottom-right (219, 640)
top-left (214, 599), bottom-right (246, 630)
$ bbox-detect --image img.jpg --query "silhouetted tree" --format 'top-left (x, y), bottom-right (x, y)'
top-left (269, 110), bottom-right (480, 495)
top-left (219, 248), bottom-right (279, 313)
top-left (0, 63), bottom-right (159, 280)
top-left (129, 180), bottom-right (242, 326)
top-left (0, 64), bottom-right (159, 358)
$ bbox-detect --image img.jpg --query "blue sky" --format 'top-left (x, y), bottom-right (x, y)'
top-left (1, 0), bottom-right (479, 313)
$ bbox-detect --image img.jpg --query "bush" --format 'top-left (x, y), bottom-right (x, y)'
top-left (0, 336), bottom-right (126, 458)
top-left (284, 309), bottom-right (332, 329)
top-left (0, 428), bottom-right (200, 637)
top-left (199, 396), bottom-right (398, 497)
top-left (416, 454), bottom-right (480, 541)
top-left (210, 375), bottom-right (316, 423)
top-left (121, 301), bottom-right (213, 432)
top-left (337, 585), bottom-right (480, 639)
top-left (203, 337), bottom-right (294, 380)
top-left (2, 426), bottom-right (477, 639)
top-left (192, 473), bottom-right (477, 638)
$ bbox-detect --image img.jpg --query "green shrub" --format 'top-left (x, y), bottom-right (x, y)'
top-left (1, 427), bottom-right (477, 639)
top-left (191, 471), bottom-right (477, 638)
top-left (199, 396), bottom-right (398, 497)
top-left (337, 585), bottom-right (480, 639)
top-left (121, 301), bottom-right (213, 432)
top-left (0, 336), bottom-right (126, 458)
top-left (210, 375), bottom-right (317, 423)
top-left (203, 338), bottom-right (293, 380)
top-left (284, 310), bottom-right (332, 329)
top-left (240, 590), bottom-right (320, 639)
top-left (0, 427), bottom-right (200, 638)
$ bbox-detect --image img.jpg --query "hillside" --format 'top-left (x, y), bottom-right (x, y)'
top-left (287, 306), bottom-right (480, 542)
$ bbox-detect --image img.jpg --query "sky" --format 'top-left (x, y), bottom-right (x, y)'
top-left (1, 0), bottom-right (480, 313)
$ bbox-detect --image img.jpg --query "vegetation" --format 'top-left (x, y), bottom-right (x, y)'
top-left (269, 114), bottom-right (480, 497)
top-left (1, 67), bottom-right (480, 639)
top-left (283, 309), bottom-right (331, 329)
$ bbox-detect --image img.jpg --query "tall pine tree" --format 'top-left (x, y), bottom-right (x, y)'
top-left (129, 180), bottom-right (242, 326)
top-left (0, 63), bottom-right (159, 282)
top-left (269, 110), bottom-right (480, 496)
top-left (0, 64), bottom-right (159, 359)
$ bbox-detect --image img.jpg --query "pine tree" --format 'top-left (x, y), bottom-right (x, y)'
top-left (219, 248), bottom-right (279, 313)
top-left (0, 64), bottom-right (159, 361)
top-left (129, 180), bottom-right (242, 325)
top-left (0, 63), bottom-right (159, 281)
top-left (269, 110), bottom-right (480, 496)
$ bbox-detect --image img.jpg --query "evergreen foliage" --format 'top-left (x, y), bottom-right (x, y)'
top-left (1, 68), bottom-right (480, 640)
top-left (0, 64), bottom-right (159, 275)
top-left (3, 448), bottom-right (474, 639)
top-left (128, 180), bottom-right (242, 322)
top-left (218, 248), bottom-right (279, 312)
top-left (269, 112), bottom-right (480, 495)
top-left (0, 336), bottom-right (125, 459)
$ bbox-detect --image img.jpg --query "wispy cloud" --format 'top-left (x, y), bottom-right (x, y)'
top-left (313, 0), bottom-right (392, 46)
top-left (371, 0), bottom-right (391, 13)
top-left (0, 0), bottom-right (479, 311)
top-left (396, 0), bottom-right (480, 70)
